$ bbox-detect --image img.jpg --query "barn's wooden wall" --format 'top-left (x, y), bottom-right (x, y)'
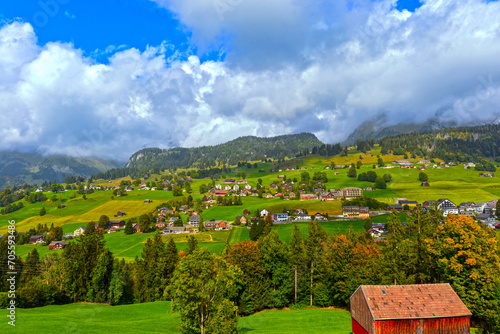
top-left (350, 288), bottom-right (374, 334)
top-left (375, 317), bottom-right (470, 334)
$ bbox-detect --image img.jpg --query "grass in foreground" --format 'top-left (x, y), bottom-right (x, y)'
top-left (2, 301), bottom-right (353, 334)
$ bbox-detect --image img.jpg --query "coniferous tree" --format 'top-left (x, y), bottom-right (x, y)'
top-left (305, 221), bottom-right (327, 305)
top-left (186, 235), bottom-right (198, 255)
top-left (259, 230), bottom-right (291, 307)
top-left (22, 248), bottom-right (40, 284)
top-left (124, 220), bottom-right (133, 234)
top-left (98, 215), bottom-right (110, 229)
top-left (289, 224), bottom-right (305, 304)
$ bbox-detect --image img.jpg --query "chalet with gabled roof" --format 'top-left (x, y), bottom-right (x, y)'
top-left (49, 241), bottom-right (68, 250)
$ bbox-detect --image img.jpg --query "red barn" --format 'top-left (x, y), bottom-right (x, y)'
top-left (350, 284), bottom-right (472, 334)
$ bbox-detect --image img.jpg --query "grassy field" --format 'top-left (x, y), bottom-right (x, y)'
top-left (2, 301), bottom-right (353, 334)
top-left (3, 149), bottom-right (500, 261)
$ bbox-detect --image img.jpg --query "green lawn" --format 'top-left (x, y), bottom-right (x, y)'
top-left (239, 308), bottom-right (352, 334)
top-left (2, 301), bottom-right (352, 334)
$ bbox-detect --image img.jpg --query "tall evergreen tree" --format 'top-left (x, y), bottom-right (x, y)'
top-left (305, 221), bottom-right (327, 305)
top-left (289, 224), bottom-right (305, 303)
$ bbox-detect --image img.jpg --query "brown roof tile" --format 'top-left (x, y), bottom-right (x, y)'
top-left (360, 284), bottom-right (472, 320)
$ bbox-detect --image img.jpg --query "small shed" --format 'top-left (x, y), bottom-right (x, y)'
top-left (350, 284), bottom-right (472, 334)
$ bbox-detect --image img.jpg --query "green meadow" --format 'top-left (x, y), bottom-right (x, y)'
top-left (3, 149), bottom-right (500, 261)
top-left (2, 301), bottom-right (352, 334)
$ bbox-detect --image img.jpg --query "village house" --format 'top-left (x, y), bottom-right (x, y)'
top-left (260, 209), bottom-right (270, 217)
top-left (155, 222), bottom-right (166, 229)
top-left (144, 199), bottom-right (151, 203)
top-left (163, 226), bottom-right (187, 235)
top-left (158, 207), bottom-right (175, 215)
top-left (271, 213), bottom-right (289, 222)
top-left (320, 192), bottom-right (335, 201)
top-left (350, 284), bottom-right (472, 334)
top-left (73, 226), bottom-right (86, 236)
top-left (398, 200), bottom-right (418, 208)
top-left (204, 219), bottom-right (229, 230)
top-left (108, 220), bottom-right (125, 229)
top-left (189, 215), bottom-right (201, 227)
top-left (314, 213), bottom-right (327, 221)
top-left (300, 194), bottom-right (318, 201)
top-left (342, 187), bottom-right (363, 199)
top-left (473, 202), bottom-right (490, 213)
top-left (225, 178), bottom-right (236, 184)
top-left (437, 198), bottom-right (458, 216)
top-left (342, 206), bottom-right (369, 219)
top-left (236, 216), bottom-right (248, 224)
top-left (458, 202), bottom-right (475, 212)
top-left (48, 241), bottom-right (68, 250)
top-left (29, 235), bottom-right (45, 244)
top-left (215, 190), bottom-right (227, 197)
top-left (117, 211), bottom-right (126, 217)
top-left (294, 214), bottom-right (311, 221)
top-left (387, 204), bottom-right (403, 211)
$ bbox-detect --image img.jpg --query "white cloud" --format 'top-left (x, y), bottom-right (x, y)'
top-left (1, 0), bottom-right (500, 160)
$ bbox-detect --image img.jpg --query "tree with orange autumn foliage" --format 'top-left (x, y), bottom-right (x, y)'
top-left (226, 240), bottom-right (271, 314)
top-left (323, 230), bottom-right (380, 307)
top-left (425, 215), bottom-right (500, 333)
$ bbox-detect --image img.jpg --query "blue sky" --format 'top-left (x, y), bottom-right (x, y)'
top-left (0, 0), bottom-right (189, 63)
top-left (0, 0), bottom-right (423, 63)
top-left (0, 0), bottom-right (499, 160)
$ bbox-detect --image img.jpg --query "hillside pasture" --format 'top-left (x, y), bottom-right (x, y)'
top-left (1, 300), bottom-right (353, 334)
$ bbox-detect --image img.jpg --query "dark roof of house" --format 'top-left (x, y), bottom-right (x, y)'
top-left (352, 284), bottom-right (472, 320)
top-left (49, 241), bottom-right (68, 246)
top-left (189, 215), bottom-right (201, 221)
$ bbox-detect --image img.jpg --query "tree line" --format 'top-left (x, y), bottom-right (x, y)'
top-left (1, 209), bottom-right (499, 333)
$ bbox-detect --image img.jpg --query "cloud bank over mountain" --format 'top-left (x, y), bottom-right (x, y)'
top-left (1, 0), bottom-right (500, 159)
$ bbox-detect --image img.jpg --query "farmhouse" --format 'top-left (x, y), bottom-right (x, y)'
top-left (108, 220), bottom-right (125, 229)
top-left (350, 284), bottom-right (472, 334)
top-left (74, 226), bottom-right (86, 236)
top-left (29, 235), bottom-right (45, 244)
top-left (49, 241), bottom-right (68, 250)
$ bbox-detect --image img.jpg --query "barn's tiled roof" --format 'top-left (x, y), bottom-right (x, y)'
top-left (359, 284), bottom-right (472, 320)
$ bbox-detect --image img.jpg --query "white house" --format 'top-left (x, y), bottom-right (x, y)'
top-left (260, 209), bottom-right (270, 217)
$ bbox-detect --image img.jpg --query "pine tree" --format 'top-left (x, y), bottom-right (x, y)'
top-left (98, 215), bottom-right (110, 229)
top-left (22, 248), bottom-right (40, 284)
top-left (186, 235), bottom-right (198, 255)
top-left (124, 220), bottom-right (133, 234)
